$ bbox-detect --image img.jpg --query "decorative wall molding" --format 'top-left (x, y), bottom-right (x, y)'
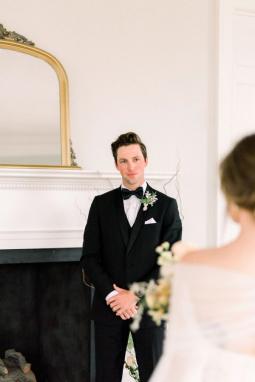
top-left (0, 169), bottom-right (177, 250)
top-left (217, 0), bottom-right (255, 244)
top-left (0, 229), bottom-right (83, 249)
top-left (0, 168), bottom-right (175, 190)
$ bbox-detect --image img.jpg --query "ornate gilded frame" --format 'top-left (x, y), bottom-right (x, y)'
top-left (0, 27), bottom-right (74, 168)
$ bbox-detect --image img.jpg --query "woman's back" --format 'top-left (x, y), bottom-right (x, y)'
top-left (150, 260), bottom-right (255, 381)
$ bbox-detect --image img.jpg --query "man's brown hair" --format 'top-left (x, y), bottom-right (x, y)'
top-left (111, 132), bottom-right (147, 163)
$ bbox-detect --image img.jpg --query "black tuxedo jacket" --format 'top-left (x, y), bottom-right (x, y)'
top-left (81, 184), bottom-right (182, 324)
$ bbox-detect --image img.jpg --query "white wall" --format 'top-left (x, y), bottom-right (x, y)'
top-left (2, 0), bottom-right (217, 247)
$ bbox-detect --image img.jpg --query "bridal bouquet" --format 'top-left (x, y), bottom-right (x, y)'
top-left (130, 242), bottom-right (178, 331)
top-left (126, 241), bottom-right (191, 381)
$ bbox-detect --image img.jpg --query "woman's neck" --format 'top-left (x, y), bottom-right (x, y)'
top-left (237, 210), bottom-right (255, 243)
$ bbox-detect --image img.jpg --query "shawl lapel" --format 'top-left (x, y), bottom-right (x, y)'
top-left (115, 188), bottom-right (130, 247)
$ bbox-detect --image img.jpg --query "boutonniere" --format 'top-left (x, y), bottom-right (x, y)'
top-left (141, 191), bottom-right (158, 211)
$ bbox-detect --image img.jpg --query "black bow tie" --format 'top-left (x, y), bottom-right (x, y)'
top-left (121, 187), bottom-right (144, 200)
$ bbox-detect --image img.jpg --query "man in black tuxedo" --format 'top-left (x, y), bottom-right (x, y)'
top-left (81, 132), bottom-right (182, 382)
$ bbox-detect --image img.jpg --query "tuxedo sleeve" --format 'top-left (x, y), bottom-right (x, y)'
top-left (80, 197), bottom-right (113, 299)
top-left (161, 198), bottom-right (182, 246)
top-left (142, 197), bottom-right (182, 283)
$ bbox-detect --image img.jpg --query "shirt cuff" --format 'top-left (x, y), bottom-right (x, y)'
top-left (105, 290), bottom-right (119, 301)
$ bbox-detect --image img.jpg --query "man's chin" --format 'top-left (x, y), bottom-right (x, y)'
top-left (125, 178), bottom-right (142, 187)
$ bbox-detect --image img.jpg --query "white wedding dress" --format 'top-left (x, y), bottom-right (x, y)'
top-left (150, 263), bottom-right (255, 381)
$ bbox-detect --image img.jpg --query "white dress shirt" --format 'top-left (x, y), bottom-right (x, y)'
top-left (105, 181), bottom-right (147, 301)
top-left (123, 181), bottom-right (147, 227)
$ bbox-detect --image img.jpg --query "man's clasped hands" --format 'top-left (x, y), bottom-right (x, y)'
top-left (107, 284), bottom-right (138, 320)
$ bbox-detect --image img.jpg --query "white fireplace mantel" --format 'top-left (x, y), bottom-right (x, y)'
top-left (0, 168), bottom-right (177, 250)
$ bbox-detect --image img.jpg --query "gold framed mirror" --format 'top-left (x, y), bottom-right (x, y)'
top-left (0, 24), bottom-right (76, 168)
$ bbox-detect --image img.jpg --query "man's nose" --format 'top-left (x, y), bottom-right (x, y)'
top-left (127, 161), bottom-right (135, 171)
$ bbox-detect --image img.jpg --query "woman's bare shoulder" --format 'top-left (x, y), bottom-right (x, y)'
top-left (171, 241), bottom-right (222, 265)
top-left (181, 248), bottom-right (217, 264)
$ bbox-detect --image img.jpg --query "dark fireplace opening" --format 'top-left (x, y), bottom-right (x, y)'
top-left (0, 248), bottom-right (90, 382)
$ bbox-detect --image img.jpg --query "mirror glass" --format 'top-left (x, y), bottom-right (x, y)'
top-left (0, 49), bottom-right (61, 165)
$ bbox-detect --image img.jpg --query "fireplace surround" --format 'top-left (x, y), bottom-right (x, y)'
top-left (0, 169), bottom-right (175, 382)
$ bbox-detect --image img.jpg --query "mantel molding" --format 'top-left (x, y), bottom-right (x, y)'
top-left (0, 169), bottom-right (178, 249)
top-left (0, 168), bottom-right (174, 190)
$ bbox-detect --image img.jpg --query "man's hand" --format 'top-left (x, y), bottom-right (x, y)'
top-left (107, 284), bottom-right (138, 320)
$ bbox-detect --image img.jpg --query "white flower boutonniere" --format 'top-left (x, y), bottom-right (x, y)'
top-left (141, 191), bottom-right (158, 211)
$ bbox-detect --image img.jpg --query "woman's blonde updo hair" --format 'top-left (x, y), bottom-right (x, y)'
top-left (220, 134), bottom-right (255, 215)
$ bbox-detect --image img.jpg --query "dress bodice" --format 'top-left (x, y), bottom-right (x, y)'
top-left (150, 262), bottom-right (255, 381)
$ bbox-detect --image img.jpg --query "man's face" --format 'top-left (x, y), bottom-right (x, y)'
top-left (116, 144), bottom-right (148, 189)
